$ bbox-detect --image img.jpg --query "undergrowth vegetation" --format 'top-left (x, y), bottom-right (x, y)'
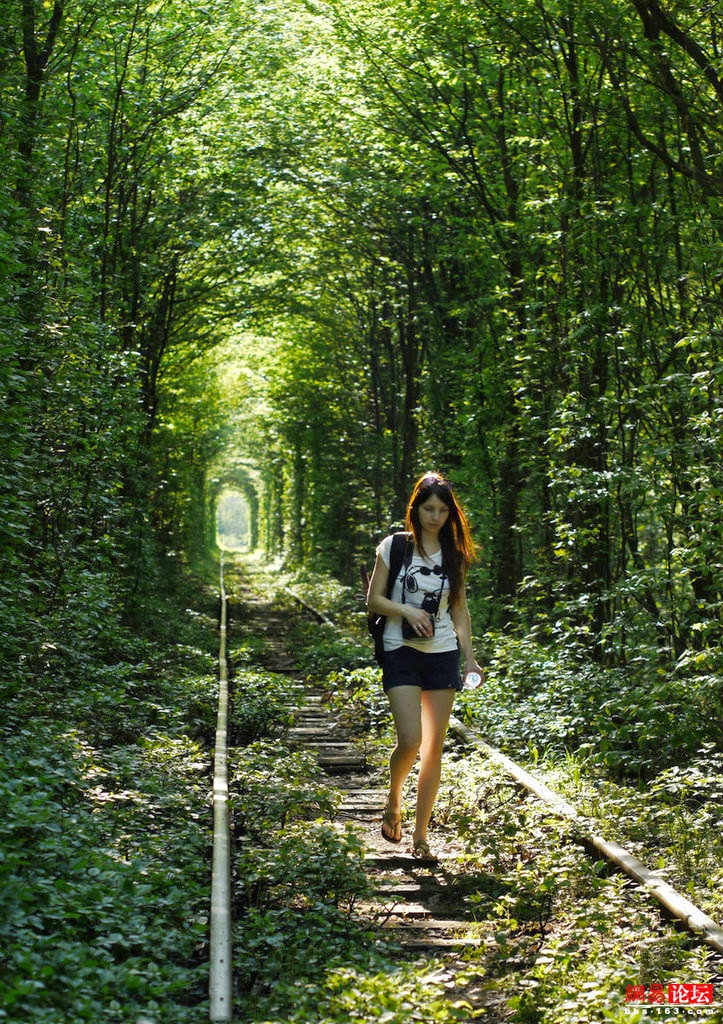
top-left (227, 635), bottom-right (473, 1023)
top-left (7, 550), bottom-right (718, 1022)
top-left (433, 754), bottom-right (716, 1024)
top-left (0, 583), bottom-right (218, 1023)
top-left (226, 733), bottom-right (473, 1019)
top-left (457, 633), bottom-right (723, 779)
top-left (275, 567), bottom-right (723, 905)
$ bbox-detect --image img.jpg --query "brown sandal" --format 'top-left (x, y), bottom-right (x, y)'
top-left (412, 838), bottom-right (438, 863)
top-left (381, 804), bottom-right (402, 844)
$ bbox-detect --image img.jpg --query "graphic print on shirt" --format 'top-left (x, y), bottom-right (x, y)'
top-left (403, 562), bottom-right (443, 593)
top-left (402, 561), bottom-right (446, 620)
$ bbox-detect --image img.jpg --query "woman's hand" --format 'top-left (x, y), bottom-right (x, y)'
top-left (402, 606), bottom-right (434, 637)
top-left (463, 658), bottom-right (485, 687)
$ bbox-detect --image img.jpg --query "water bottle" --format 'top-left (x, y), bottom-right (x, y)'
top-left (463, 671), bottom-right (482, 690)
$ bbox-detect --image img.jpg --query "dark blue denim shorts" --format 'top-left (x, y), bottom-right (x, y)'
top-left (382, 645), bottom-right (462, 692)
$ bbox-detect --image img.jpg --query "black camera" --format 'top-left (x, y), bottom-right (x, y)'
top-left (420, 592), bottom-right (440, 616)
top-left (402, 592), bottom-right (439, 639)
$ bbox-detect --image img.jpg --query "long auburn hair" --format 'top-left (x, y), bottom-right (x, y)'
top-left (404, 472), bottom-right (476, 604)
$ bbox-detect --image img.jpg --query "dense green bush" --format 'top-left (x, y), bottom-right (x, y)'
top-left (0, 726), bottom-right (209, 1023)
top-left (459, 632), bottom-right (722, 777)
top-left (287, 619), bottom-right (372, 678)
top-left (236, 821), bottom-right (369, 914)
top-left (326, 665), bottom-right (392, 736)
top-left (0, 591), bottom-right (218, 1023)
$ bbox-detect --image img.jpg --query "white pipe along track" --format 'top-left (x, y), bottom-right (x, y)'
top-left (209, 556), bottom-right (233, 1021)
top-left (450, 716), bottom-right (723, 958)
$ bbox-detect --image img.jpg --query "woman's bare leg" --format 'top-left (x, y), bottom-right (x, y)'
top-left (382, 686), bottom-right (422, 840)
top-left (413, 688), bottom-right (455, 844)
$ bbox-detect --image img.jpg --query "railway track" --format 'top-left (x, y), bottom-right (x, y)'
top-left (209, 558), bottom-right (233, 1020)
top-left (210, 559), bottom-right (723, 1022)
top-left (288, 687), bottom-right (486, 949)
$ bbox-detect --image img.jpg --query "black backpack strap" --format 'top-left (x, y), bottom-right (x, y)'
top-left (387, 531), bottom-right (413, 597)
top-left (368, 532), bottom-right (413, 667)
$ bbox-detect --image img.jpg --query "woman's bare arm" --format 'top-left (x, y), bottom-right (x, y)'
top-left (450, 586), bottom-right (484, 676)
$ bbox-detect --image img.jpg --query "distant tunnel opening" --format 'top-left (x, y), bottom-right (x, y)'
top-left (216, 489), bottom-right (250, 551)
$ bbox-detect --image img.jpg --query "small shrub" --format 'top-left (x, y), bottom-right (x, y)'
top-left (289, 619), bottom-right (372, 678)
top-left (229, 743), bottom-right (339, 845)
top-left (232, 669), bottom-right (295, 744)
top-left (459, 631), bottom-right (721, 778)
top-left (235, 821), bottom-right (370, 913)
top-left (326, 666), bottom-right (391, 735)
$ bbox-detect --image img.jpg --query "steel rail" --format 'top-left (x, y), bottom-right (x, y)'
top-left (449, 716), bottom-right (723, 958)
top-left (209, 556), bottom-right (233, 1021)
top-left (289, 590), bottom-right (336, 627)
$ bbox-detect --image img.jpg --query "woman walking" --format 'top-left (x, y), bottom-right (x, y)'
top-left (366, 472), bottom-right (483, 861)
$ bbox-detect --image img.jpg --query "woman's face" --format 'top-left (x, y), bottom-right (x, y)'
top-left (417, 493), bottom-right (450, 535)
